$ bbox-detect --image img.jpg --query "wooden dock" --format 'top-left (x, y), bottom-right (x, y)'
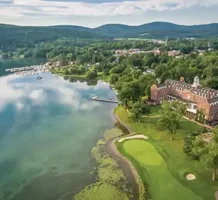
top-left (92, 97), bottom-right (118, 104)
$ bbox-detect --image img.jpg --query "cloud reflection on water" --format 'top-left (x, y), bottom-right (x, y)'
top-left (0, 74), bottom-right (111, 113)
top-left (0, 73), bottom-right (114, 200)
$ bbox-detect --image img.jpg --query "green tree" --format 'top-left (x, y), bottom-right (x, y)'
top-left (199, 143), bottom-right (218, 181)
top-left (184, 131), bottom-right (204, 160)
top-left (109, 74), bottom-right (119, 85)
top-left (158, 101), bottom-right (186, 140)
top-left (205, 77), bottom-right (218, 89)
top-left (191, 127), bottom-right (218, 180)
top-left (118, 81), bottom-right (142, 105)
top-left (86, 70), bottom-right (97, 79)
top-left (130, 101), bottom-right (150, 122)
top-left (132, 69), bottom-right (142, 79)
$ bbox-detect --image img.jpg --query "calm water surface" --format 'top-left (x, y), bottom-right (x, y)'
top-left (0, 69), bottom-right (116, 200)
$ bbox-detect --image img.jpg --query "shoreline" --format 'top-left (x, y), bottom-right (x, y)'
top-left (105, 110), bottom-right (146, 200)
top-left (73, 127), bottom-right (131, 200)
top-left (105, 138), bottom-right (139, 200)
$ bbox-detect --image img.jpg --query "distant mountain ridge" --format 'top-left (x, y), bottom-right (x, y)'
top-left (1, 21), bottom-right (218, 39)
top-left (50, 21), bottom-right (218, 38)
top-left (93, 22), bottom-right (218, 38)
top-left (1, 21), bottom-right (218, 51)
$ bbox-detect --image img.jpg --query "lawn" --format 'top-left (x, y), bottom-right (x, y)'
top-left (149, 105), bottom-right (162, 116)
top-left (115, 106), bottom-right (218, 200)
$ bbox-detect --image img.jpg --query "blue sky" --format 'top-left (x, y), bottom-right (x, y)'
top-left (0, 0), bottom-right (218, 27)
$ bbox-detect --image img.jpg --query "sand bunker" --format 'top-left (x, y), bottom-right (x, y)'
top-left (118, 135), bottom-right (148, 143)
top-left (186, 174), bottom-right (196, 180)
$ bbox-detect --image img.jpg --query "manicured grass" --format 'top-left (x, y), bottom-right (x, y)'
top-left (149, 105), bottom-right (162, 116)
top-left (115, 106), bottom-right (218, 200)
top-left (119, 140), bottom-right (202, 200)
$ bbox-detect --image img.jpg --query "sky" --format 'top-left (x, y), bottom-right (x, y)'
top-left (0, 0), bottom-right (218, 27)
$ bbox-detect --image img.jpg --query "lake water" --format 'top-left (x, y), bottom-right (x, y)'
top-left (0, 68), bottom-right (117, 200)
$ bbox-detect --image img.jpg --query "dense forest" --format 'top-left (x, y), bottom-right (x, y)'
top-left (1, 36), bottom-right (218, 61)
top-left (94, 22), bottom-right (218, 38)
top-left (0, 24), bottom-right (104, 51)
top-left (1, 22), bottom-right (218, 52)
top-left (51, 40), bottom-right (218, 93)
top-left (1, 22), bottom-right (218, 91)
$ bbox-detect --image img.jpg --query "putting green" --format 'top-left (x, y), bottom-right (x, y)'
top-left (123, 140), bottom-right (163, 166)
top-left (121, 140), bottom-right (203, 200)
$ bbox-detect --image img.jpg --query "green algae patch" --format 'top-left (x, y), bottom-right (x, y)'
top-left (74, 183), bottom-right (129, 200)
top-left (74, 128), bottom-right (132, 200)
top-left (103, 128), bottom-right (123, 140)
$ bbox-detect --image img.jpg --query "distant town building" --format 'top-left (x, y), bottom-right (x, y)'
top-left (55, 61), bottom-right (62, 67)
top-left (153, 49), bottom-right (161, 56)
top-left (69, 61), bottom-right (76, 65)
top-left (197, 50), bottom-right (206, 56)
top-left (152, 39), bottom-right (165, 44)
top-left (115, 49), bottom-right (145, 56)
top-left (150, 76), bottom-right (218, 124)
top-left (143, 69), bottom-right (155, 75)
top-left (168, 50), bottom-right (181, 57)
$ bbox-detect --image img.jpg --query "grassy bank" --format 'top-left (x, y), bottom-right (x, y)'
top-left (74, 128), bottom-right (132, 200)
top-left (115, 106), bottom-right (218, 200)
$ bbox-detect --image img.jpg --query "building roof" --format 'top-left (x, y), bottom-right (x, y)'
top-left (156, 78), bottom-right (218, 102)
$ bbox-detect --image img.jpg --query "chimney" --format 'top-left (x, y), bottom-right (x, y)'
top-left (180, 77), bottom-right (185, 82)
top-left (208, 89), bottom-right (211, 99)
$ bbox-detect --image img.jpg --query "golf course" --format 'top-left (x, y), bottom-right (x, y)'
top-left (116, 106), bottom-right (218, 200)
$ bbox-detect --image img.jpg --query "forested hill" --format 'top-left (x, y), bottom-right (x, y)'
top-left (93, 22), bottom-right (218, 38)
top-left (1, 22), bottom-right (218, 51)
top-left (0, 24), bottom-right (102, 51)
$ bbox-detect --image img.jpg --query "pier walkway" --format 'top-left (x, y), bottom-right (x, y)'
top-left (92, 96), bottom-right (118, 104)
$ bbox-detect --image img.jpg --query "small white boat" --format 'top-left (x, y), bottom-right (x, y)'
top-left (92, 96), bottom-right (99, 100)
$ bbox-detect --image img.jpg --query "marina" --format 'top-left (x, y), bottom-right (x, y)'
top-left (5, 64), bottom-right (51, 76)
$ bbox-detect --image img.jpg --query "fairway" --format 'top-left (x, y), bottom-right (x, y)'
top-left (120, 140), bottom-right (203, 200)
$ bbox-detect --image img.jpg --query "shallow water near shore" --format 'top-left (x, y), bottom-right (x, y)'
top-left (0, 71), bottom-right (117, 200)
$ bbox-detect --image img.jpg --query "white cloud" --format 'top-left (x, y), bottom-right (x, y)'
top-left (0, 75), bottom-right (25, 111)
top-left (15, 102), bottom-right (24, 111)
top-left (56, 85), bottom-right (100, 111)
top-left (0, 73), bottom-right (103, 113)
top-left (0, 0), bottom-right (218, 18)
top-left (29, 89), bottom-right (47, 105)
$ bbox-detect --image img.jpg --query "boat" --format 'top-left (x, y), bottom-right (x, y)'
top-left (37, 76), bottom-right (42, 80)
top-left (92, 96), bottom-right (99, 100)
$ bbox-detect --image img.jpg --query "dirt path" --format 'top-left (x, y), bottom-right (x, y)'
top-left (105, 113), bottom-right (147, 200)
top-left (114, 114), bottom-right (133, 134)
top-left (105, 138), bottom-right (139, 200)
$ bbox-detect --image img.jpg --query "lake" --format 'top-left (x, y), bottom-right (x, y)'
top-left (0, 64), bottom-right (117, 200)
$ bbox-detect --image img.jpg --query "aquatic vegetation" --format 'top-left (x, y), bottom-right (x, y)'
top-left (74, 183), bottom-right (129, 200)
top-left (74, 128), bottom-right (131, 200)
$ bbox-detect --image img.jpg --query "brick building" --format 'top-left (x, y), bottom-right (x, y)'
top-left (150, 76), bottom-right (218, 124)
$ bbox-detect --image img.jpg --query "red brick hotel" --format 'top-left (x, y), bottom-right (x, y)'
top-left (150, 77), bottom-right (218, 124)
